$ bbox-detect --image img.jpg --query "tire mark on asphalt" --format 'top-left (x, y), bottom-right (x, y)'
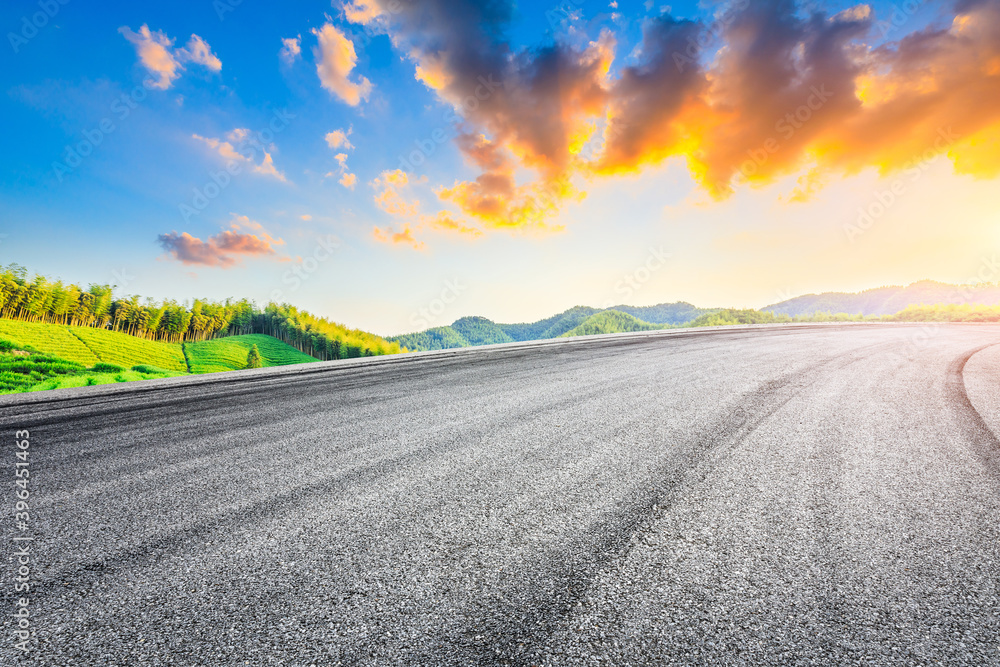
top-left (949, 343), bottom-right (1000, 481)
top-left (23, 379), bottom-right (627, 600)
top-left (435, 345), bottom-right (896, 666)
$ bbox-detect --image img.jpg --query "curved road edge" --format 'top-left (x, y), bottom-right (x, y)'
top-left (0, 322), bottom-right (961, 414)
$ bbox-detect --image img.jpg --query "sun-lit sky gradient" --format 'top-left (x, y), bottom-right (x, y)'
top-left (2, 0), bottom-right (999, 335)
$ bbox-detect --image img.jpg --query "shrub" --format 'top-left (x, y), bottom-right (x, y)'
top-left (131, 364), bottom-right (170, 374)
top-left (245, 344), bottom-right (263, 369)
top-left (92, 362), bottom-right (125, 373)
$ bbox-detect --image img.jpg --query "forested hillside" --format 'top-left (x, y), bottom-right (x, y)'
top-left (559, 311), bottom-right (662, 337)
top-left (452, 316), bottom-right (515, 346)
top-left (390, 327), bottom-right (471, 352)
top-left (608, 302), bottom-right (715, 326)
top-left (498, 306), bottom-right (601, 341)
top-left (0, 264), bottom-right (400, 361)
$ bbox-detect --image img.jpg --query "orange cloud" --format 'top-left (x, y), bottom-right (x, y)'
top-left (312, 24), bottom-right (372, 106)
top-left (373, 224), bottom-right (425, 250)
top-left (325, 128), bottom-right (354, 150)
top-left (360, 0), bottom-right (1000, 237)
top-left (158, 227), bottom-right (284, 268)
top-left (339, 172), bottom-right (358, 189)
top-left (371, 169), bottom-right (421, 216)
top-left (594, 0), bottom-right (1000, 199)
top-left (119, 25), bottom-right (221, 90)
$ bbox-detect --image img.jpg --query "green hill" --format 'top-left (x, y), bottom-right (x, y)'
top-left (0, 321), bottom-right (328, 394)
top-left (0, 335), bottom-right (184, 394)
top-left (610, 302), bottom-right (715, 325)
top-left (72, 326), bottom-right (188, 371)
top-left (0, 320), bottom-right (100, 366)
top-left (390, 326), bottom-right (471, 352)
top-left (451, 316), bottom-right (515, 346)
top-left (560, 310), bottom-right (662, 337)
top-left (499, 306), bottom-right (601, 341)
top-left (185, 334), bottom-right (317, 373)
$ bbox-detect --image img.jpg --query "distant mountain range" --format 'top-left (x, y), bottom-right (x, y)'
top-left (391, 281), bottom-right (1000, 352)
top-left (763, 280), bottom-right (1000, 317)
top-left (390, 302), bottom-right (712, 351)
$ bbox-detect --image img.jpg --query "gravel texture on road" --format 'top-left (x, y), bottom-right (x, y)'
top-left (2, 324), bottom-right (999, 665)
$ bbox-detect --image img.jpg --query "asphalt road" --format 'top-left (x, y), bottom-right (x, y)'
top-left (2, 324), bottom-right (1000, 665)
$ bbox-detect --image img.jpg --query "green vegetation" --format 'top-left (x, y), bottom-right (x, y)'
top-left (91, 362), bottom-right (125, 373)
top-left (451, 316), bottom-right (514, 346)
top-left (0, 264), bottom-right (403, 394)
top-left (499, 306), bottom-right (600, 342)
top-left (560, 310), bottom-right (662, 337)
top-left (0, 264), bottom-right (401, 361)
top-left (0, 327), bottom-right (319, 393)
top-left (71, 326), bottom-right (188, 371)
top-left (686, 309), bottom-right (791, 327)
top-left (609, 302), bottom-right (715, 326)
top-left (883, 304), bottom-right (1000, 322)
top-left (184, 335), bottom-right (320, 374)
top-left (390, 326), bottom-right (471, 352)
top-left (0, 337), bottom-right (184, 394)
top-left (0, 339), bottom-right (84, 393)
top-left (393, 306), bottom-right (881, 351)
top-left (0, 319), bottom-right (99, 365)
top-left (392, 305), bottom-right (689, 351)
top-left (245, 344), bottom-right (263, 369)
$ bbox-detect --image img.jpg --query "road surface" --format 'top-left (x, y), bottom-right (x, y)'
top-left (2, 324), bottom-right (999, 665)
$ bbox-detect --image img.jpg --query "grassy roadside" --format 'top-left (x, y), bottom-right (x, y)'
top-left (0, 322), bottom-right (322, 395)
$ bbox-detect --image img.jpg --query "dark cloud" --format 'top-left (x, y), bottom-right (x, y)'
top-left (350, 0), bottom-right (1000, 238)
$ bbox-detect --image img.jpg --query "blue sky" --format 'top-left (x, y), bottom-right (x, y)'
top-left (2, 0), bottom-right (998, 335)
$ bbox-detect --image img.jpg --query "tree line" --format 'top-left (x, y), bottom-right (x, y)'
top-left (0, 264), bottom-right (402, 360)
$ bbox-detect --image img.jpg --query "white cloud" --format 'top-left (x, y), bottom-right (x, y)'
top-left (253, 152), bottom-right (287, 182)
top-left (119, 24), bottom-right (221, 90)
top-left (192, 131), bottom-right (287, 182)
top-left (342, 0), bottom-right (384, 25)
top-left (177, 34), bottom-right (222, 71)
top-left (280, 36), bottom-right (301, 63)
top-left (311, 23), bottom-right (372, 106)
